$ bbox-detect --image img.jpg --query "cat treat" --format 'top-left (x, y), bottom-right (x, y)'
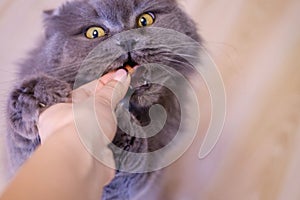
top-left (124, 64), bottom-right (134, 75)
top-left (116, 64), bottom-right (135, 75)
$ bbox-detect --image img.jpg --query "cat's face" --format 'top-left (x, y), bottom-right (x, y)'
top-left (42, 0), bottom-right (200, 108)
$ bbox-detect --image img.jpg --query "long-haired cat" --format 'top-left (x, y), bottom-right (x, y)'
top-left (6, 0), bottom-right (201, 199)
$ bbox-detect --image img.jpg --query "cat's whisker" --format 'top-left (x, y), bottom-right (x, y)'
top-left (147, 42), bottom-right (200, 50)
top-left (162, 57), bottom-right (198, 69)
top-left (158, 53), bottom-right (198, 63)
top-left (0, 78), bottom-right (22, 85)
top-left (0, 69), bottom-right (19, 74)
top-left (43, 56), bottom-right (112, 74)
top-left (175, 53), bottom-right (201, 60)
top-left (44, 63), bottom-right (82, 73)
top-left (162, 51), bottom-right (201, 59)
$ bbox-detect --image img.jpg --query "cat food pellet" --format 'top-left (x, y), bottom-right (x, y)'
top-left (124, 65), bottom-right (134, 75)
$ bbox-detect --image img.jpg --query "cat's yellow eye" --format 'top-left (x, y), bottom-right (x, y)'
top-left (137, 13), bottom-right (155, 27)
top-left (85, 27), bottom-right (106, 39)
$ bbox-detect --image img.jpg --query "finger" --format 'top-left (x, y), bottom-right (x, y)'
top-left (97, 149), bottom-right (116, 185)
top-left (72, 71), bottom-right (115, 103)
top-left (95, 69), bottom-right (130, 109)
top-left (98, 71), bottom-right (115, 85)
top-left (92, 69), bottom-right (130, 141)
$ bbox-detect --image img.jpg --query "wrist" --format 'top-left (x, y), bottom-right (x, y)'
top-left (45, 123), bottom-right (115, 187)
top-left (38, 103), bottom-right (73, 143)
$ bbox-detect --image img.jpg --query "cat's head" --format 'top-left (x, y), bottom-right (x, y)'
top-left (40, 0), bottom-right (200, 108)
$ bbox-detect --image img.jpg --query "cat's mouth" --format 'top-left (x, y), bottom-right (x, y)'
top-left (117, 60), bottom-right (138, 75)
top-left (103, 54), bottom-right (151, 90)
top-left (103, 53), bottom-right (138, 75)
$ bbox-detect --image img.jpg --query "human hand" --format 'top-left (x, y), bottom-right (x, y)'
top-left (0, 69), bottom-right (131, 200)
top-left (38, 69), bottom-right (130, 143)
top-left (37, 69), bottom-right (130, 185)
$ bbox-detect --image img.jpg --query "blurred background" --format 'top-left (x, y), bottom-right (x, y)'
top-left (0, 0), bottom-right (299, 199)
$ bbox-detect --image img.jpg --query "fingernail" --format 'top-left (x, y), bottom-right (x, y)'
top-left (113, 69), bottom-right (127, 82)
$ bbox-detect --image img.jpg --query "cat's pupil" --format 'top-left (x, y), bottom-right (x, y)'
top-left (93, 30), bottom-right (99, 38)
top-left (140, 17), bottom-right (147, 26)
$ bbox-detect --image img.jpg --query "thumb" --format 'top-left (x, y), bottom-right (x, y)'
top-left (66, 69), bottom-right (131, 169)
top-left (92, 69), bottom-right (131, 142)
top-left (95, 69), bottom-right (131, 110)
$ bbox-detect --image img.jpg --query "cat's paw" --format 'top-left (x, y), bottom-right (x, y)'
top-left (7, 75), bottom-right (71, 140)
top-left (33, 77), bottom-right (71, 109)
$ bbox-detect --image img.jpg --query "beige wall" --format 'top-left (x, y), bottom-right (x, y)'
top-left (0, 0), bottom-right (65, 192)
top-left (167, 0), bottom-right (300, 199)
top-left (1, 0), bottom-right (300, 199)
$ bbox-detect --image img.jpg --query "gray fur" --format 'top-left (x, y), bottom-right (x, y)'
top-left (6, 0), bottom-right (201, 199)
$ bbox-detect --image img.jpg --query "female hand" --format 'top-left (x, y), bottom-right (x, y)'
top-left (0, 69), bottom-right (131, 200)
top-left (38, 69), bottom-right (130, 144)
top-left (38, 68), bottom-right (131, 183)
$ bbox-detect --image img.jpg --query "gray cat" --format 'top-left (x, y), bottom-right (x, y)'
top-left (6, 0), bottom-right (201, 199)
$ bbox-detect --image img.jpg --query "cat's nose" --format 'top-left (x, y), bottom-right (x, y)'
top-left (117, 39), bottom-right (138, 52)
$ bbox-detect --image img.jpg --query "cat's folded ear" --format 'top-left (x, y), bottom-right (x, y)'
top-left (43, 8), bottom-right (60, 19)
top-left (43, 9), bottom-right (54, 17)
top-left (43, 8), bottom-right (61, 38)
